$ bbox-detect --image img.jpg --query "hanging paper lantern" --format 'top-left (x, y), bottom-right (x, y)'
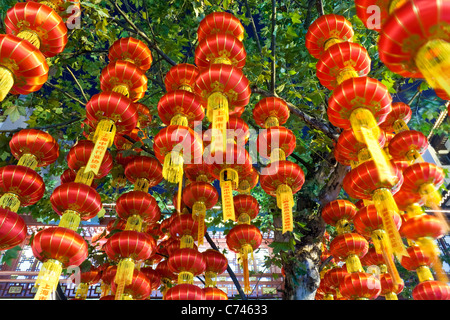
top-left (412, 280), bottom-right (450, 301)
top-left (226, 224), bottom-right (262, 294)
top-left (103, 230), bottom-right (156, 300)
top-left (197, 12), bottom-right (245, 43)
top-left (9, 129), bottom-right (59, 170)
top-left (140, 267), bottom-right (161, 295)
top-left (378, 0), bottom-right (450, 97)
top-left (5, 1), bottom-right (68, 57)
top-left (157, 90), bottom-right (205, 127)
top-left (164, 283), bottom-right (206, 300)
top-left (233, 194), bottom-right (260, 225)
top-left (204, 287), bottom-right (228, 300)
top-left (0, 207), bottom-right (27, 250)
top-left (322, 266), bottom-right (349, 300)
top-left (321, 199), bottom-right (358, 235)
top-left (236, 166), bottom-right (259, 194)
top-left (252, 97), bottom-right (290, 129)
top-left (316, 42), bottom-right (371, 91)
top-left (195, 33), bottom-right (246, 70)
top-left (99, 265), bottom-right (116, 297)
top-left (184, 162), bottom-right (215, 184)
top-left (379, 102), bottom-right (412, 133)
top-left (380, 272), bottom-right (405, 300)
top-left (108, 37), bottom-right (153, 72)
top-left (110, 269), bottom-right (152, 300)
top-left (115, 190), bottom-right (161, 232)
top-left (114, 127), bottom-right (146, 152)
top-left (182, 181), bottom-right (219, 246)
top-left (135, 103), bottom-right (152, 129)
top-left (343, 159), bottom-right (407, 259)
top-left (31, 227), bottom-right (88, 300)
top-left (100, 60), bottom-right (148, 102)
top-left (339, 272), bottom-right (381, 300)
top-left (202, 249), bottom-right (228, 289)
top-left (329, 233), bottom-right (369, 273)
top-left (50, 182), bottom-right (102, 231)
top-left (168, 247), bottom-right (206, 284)
top-left (401, 245), bottom-right (434, 282)
top-left (66, 139), bottom-right (113, 186)
top-left (388, 130), bottom-right (429, 163)
top-left (305, 13), bottom-right (354, 59)
top-left (257, 126), bottom-right (296, 163)
top-left (74, 265), bottom-right (101, 300)
top-left (155, 259), bottom-right (178, 297)
top-left (0, 165), bottom-right (45, 213)
top-left (165, 63), bottom-right (199, 93)
top-left (169, 213), bottom-right (200, 249)
top-left (26, 0), bottom-right (81, 22)
top-left (260, 160), bottom-right (305, 233)
top-left (123, 155), bottom-right (163, 192)
top-left (0, 34), bottom-right (49, 101)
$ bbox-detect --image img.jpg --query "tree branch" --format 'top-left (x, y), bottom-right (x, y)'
top-left (65, 66), bottom-right (89, 103)
top-left (44, 82), bottom-right (87, 106)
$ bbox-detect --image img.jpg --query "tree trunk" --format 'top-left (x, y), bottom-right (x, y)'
top-left (278, 163), bottom-right (350, 300)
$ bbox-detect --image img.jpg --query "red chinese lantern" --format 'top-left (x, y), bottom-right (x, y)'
top-left (202, 249), bottom-right (228, 289)
top-left (26, 0), bottom-right (81, 23)
top-left (110, 269), bottom-right (152, 300)
top-left (157, 90), bottom-right (204, 127)
top-left (182, 181), bottom-right (219, 245)
top-left (184, 162), bottom-right (215, 183)
top-left (103, 230), bottom-right (156, 300)
top-left (135, 103), bottom-right (152, 129)
top-left (108, 37), bottom-right (153, 72)
top-left (195, 33), bottom-right (246, 70)
top-left (252, 97), bottom-right (290, 129)
top-left (322, 266), bottom-right (349, 299)
top-left (50, 182), bottom-right (102, 231)
top-left (204, 287), bottom-right (228, 300)
top-left (99, 265), bottom-right (116, 297)
top-left (66, 139), bottom-right (113, 186)
top-left (168, 247), bottom-right (206, 284)
top-left (0, 207), bottom-right (27, 250)
top-left (0, 34), bottom-right (49, 101)
top-left (5, 2), bottom-right (68, 57)
top-left (140, 267), bottom-right (161, 295)
top-left (321, 199), bottom-right (357, 235)
top-left (155, 259), bottom-right (177, 297)
top-left (400, 245), bottom-right (433, 280)
top-left (123, 155), bottom-right (163, 192)
top-left (260, 160), bottom-right (305, 233)
top-left (343, 160), bottom-right (407, 259)
top-left (165, 63), bottom-right (199, 93)
top-left (388, 130), bottom-right (428, 163)
top-left (9, 129), bottom-right (59, 170)
top-left (233, 194), bottom-right (260, 225)
top-left (74, 265), bottom-right (101, 300)
top-left (116, 190), bottom-right (161, 232)
top-left (114, 127), bottom-right (146, 152)
top-left (31, 226), bottom-right (88, 300)
top-left (0, 165), bottom-right (45, 212)
top-left (380, 273), bottom-right (404, 300)
top-left (339, 272), bottom-right (381, 300)
top-left (379, 102), bottom-right (412, 133)
top-left (412, 280), bottom-right (450, 301)
top-left (236, 166), bottom-right (259, 194)
top-left (197, 12), bottom-right (245, 43)
top-left (378, 0), bottom-right (450, 97)
top-left (257, 126), bottom-right (296, 163)
top-left (169, 213), bottom-right (200, 249)
top-left (329, 232), bottom-right (369, 273)
top-left (355, 0), bottom-right (409, 32)
top-left (226, 224), bottom-right (262, 294)
top-left (164, 283), bottom-right (206, 300)
top-left (305, 14), bottom-right (354, 59)
top-left (100, 60), bottom-right (148, 102)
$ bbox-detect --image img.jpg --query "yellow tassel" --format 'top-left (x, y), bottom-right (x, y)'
top-left (112, 84), bottom-right (130, 97)
top-left (416, 265), bottom-right (434, 283)
top-left (17, 29), bottom-right (41, 49)
top-left (336, 218), bottom-right (351, 235)
top-left (193, 201), bottom-right (206, 246)
top-left (220, 169), bottom-right (238, 222)
top-left (384, 292), bottom-right (398, 300)
top-left (0, 65), bottom-right (14, 102)
top-left (345, 254), bottom-right (363, 273)
top-left (74, 166), bottom-right (95, 186)
top-left (0, 192), bottom-right (21, 212)
top-left (163, 151), bottom-right (184, 184)
top-left (177, 177), bottom-right (183, 214)
top-left (100, 281), bottom-right (111, 297)
top-left (276, 184), bottom-right (294, 234)
top-left (125, 214), bottom-right (143, 232)
top-left (264, 116), bottom-right (279, 128)
top-left (122, 294), bottom-right (134, 300)
top-left (114, 258), bottom-right (135, 300)
top-left (350, 108), bottom-right (395, 185)
top-left (85, 119), bottom-right (116, 176)
top-left (240, 244), bottom-right (254, 294)
top-left (372, 188), bottom-right (408, 260)
top-left (178, 271), bottom-right (194, 284)
top-left (134, 177), bottom-right (150, 192)
top-left (405, 148), bottom-right (424, 163)
top-left (170, 114), bottom-right (189, 127)
top-left (415, 39), bottom-right (450, 98)
top-left (357, 148), bottom-right (371, 164)
top-left (416, 237), bottom-right (449, 284)
top-left (237, 213), bottom-right (251, 225)
top-left (17, 153), bottom-right (39, 170)
top-left (393, 119), bottom-right (409, 133)
top-left (336, 67), bottom-right (359, 85)
top-left (405, 203), bottom-right (424, 219)
top-left (180, 235), bottom-right (195, 249)
top-left (324, 38), bottom-right (344, 52)
top-left (40, 0), bottom-right (58, 11)
top-left (208, 92), bottom-right (229, 154)
top-left (205, 271), bottom-right (218, 288)
top-left (323, 293), bottom-right (335, 300)
top-left (58, 210), bottom-right (81, 231)
top-left (270, 148), bottom-right (286, 163)
top-left (74, 283), bottom-right (89, 300)
top-left (419, 183), bottom-right (449, 234)
top-left (212, 56), bottom-right (232, 65)
top-left (34, 259), bottom-right (63, 300)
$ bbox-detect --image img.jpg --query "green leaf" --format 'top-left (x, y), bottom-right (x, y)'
top-left (1, 246), bottom-right (22, 266)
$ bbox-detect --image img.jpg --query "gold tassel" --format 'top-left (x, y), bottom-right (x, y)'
top-left (208, 92), bottom-right (229, 154)
top-left (114, 258), bottom-right (135, 300)
top-left (100, 281), bottom-right (111, 297)
top-left (17, 29), bottom-right (41, 49)
top-left (193, 201), bottom-right (206, 246)
top-left (170, 114), bottom-right (189, 127)
top-left (350, 108), bottom-right (395, 185)
top-left (384, 292), bottom-right (398, 300)
top-left (336, 218), bottom-right (350, 235)
top-left (416, 237), bottom-right (449, 284)
top-left (0, 192), bottom-right (21, 212)
top-left (178, 271), bottom-right (194, 284)
top-left (0, 66), bottom-right (14, 102)
top-left (336, 67), bottom-right (359, 85)
top-left (177, 176), bottom-right (183, 214)
top-left (17, 153), bottom-right (39, 170)
top-left (75, 166), bottom-right (95, 186)
top-left (323, 293), bottom-right (335, 300)
top-left (112, 84), bottom-right (130, 97)
top-left (163, 151), bottom-right (184, 184)
top-left (416, 265), bottom-right (434, 283)
top-left (345, 254), bottom-right (363, 273)
top-left (237, 213), bottom-right (251, 225)
top-left (415, 39), bottom-right (450, 98)
top-left (276, 184), bottom-right (294, 234)
top-left (270, 148), bottom-right (286, 163)
top-left (393, 119), bottom-right (409, 133)
top-left (85, 119), bottom-right (116, 176)
top-left (180, 234), bottom-right (195, 249)
top-left (324, 38), bottom-right (344, 52)
top-left (40, 0), bottom-right (58, 11)
top-left (134, 177), bottom-right (150, 192)
top-left (125, 214), bottom-right (143, 232)
top-left (264, 116), bottom-right (279, 128)
top-left (205, 271), bottom-right (218, 288)
top-left (372, 188), bottom-right (408, 260)
top-left (419, 183), bottom-right (449, 234)
top-left (58, 210), bottom-right (81, 231)
top-left (240, 244), bottom-right (254, 294)
top-left (220, 169), bottom-right (238, 222)
top-left (74, 283), bottom-right (89, 300)
top-left (34, 259), bottom-right (63, 300)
